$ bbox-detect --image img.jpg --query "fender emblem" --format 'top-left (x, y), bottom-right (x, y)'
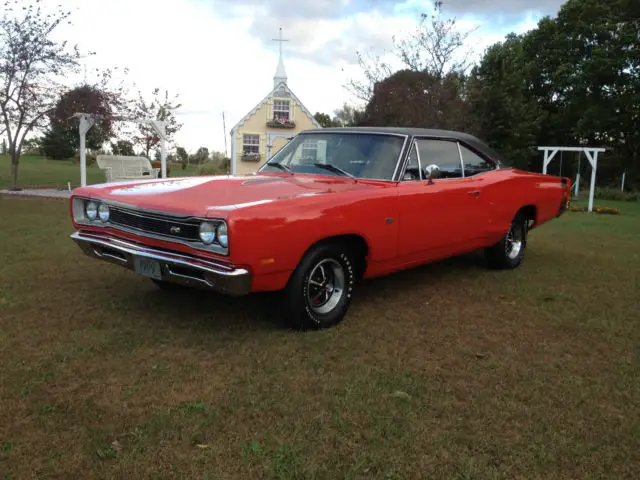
top-left (170, 226), bottom-right (181, 234)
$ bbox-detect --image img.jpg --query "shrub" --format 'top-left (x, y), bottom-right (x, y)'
top-left (72, 152), bottom-right (96, 166)
top-left (594, 187), bottom-right (638, 202)
top-left (197, 162), bottom-right (226, 176)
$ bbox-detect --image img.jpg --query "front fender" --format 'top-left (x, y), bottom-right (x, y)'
top-left (228, 189), bottom-right (399, 286)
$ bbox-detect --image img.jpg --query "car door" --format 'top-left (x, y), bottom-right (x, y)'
top-left (395, 137), bottom-right (483, 266)
top-left (456, 142), bottom-right (499, 243)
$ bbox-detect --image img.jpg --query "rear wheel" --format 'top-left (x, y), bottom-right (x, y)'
top-left (485, 212), bottom-right (528, 269)
top-left (283, 242), bottom-right (356, 330)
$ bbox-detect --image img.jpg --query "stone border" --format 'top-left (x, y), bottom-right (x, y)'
top-left (0, 188), bottom-right (71, 199)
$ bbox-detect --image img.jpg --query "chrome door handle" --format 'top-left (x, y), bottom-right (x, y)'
top-left (468, 190), bottom-right (480, 197)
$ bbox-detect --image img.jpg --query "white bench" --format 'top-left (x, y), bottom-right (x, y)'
top-left (96, 155), bottom-right (161, 183)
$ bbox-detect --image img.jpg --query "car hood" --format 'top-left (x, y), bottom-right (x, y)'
top-left (77, 174), bottom-right (373, 217)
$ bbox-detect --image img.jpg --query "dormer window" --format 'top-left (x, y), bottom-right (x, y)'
top-left (273, 99), bottom-right (290, 121)
top-left (268, 98), bottom-right (296, 128)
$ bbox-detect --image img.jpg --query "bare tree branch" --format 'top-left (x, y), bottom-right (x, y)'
top-left (345, 1), bottom-right (477, 104)
top-left (344, 48), bottom-right (393, 104)
top-left (0, 0), bottom-right (81, 188)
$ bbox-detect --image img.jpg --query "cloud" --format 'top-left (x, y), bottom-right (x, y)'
top-left (22, 0), bottom-right (558, 157)
top-left (437, 0), bottom-right (565, 16)
top-left (211, 0), bottom-right (565, 19)
top-left (209, 0), bottom-right (560, 68)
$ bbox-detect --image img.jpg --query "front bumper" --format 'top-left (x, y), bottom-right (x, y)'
top-left (71, 231), bottom-right (251, 296)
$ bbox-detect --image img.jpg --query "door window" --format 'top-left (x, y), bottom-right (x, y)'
top-left (415, 139), bottom-right (462, 179)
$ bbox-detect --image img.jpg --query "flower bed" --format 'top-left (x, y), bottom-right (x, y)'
top-left (568, 205), bottom-right (620, 215)
top-left (267, 118), bottom-right (296, 128)
top-left (242, 152), bottom-right (261, 162)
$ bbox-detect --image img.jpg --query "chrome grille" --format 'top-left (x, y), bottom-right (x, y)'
top-left (108, 206), bottom-right (212, 242)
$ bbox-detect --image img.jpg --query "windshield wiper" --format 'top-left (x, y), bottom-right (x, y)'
top-left (266, 161), bottom-right (293, 174)
top-left (313, 163), bottom-right (355, 179)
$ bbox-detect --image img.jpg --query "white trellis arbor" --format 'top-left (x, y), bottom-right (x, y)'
top-left (73, 112), bottom-right (168, 187)
top-left (538, 146), bottom-right (606, 213)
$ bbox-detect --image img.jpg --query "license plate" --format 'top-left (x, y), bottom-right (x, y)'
top-left (133, 257), bottom-right (162, 280)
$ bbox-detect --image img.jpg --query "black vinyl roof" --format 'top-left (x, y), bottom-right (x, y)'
top-left (300, 126), bottom-right (509, 167)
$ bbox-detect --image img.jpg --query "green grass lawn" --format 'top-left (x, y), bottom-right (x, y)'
top-left (0, 197), bottom-right (639, 478)
top-left (0, 155), bottom-right (201, 189)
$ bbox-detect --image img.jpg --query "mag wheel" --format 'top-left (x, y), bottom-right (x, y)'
top-left (485, 212), bottom-right (528, 269)
top-left (283, 242), bottom-right (356, 330)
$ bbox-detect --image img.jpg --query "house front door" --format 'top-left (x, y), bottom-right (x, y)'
top-left (271, 137), bottom-right (289, 157)
top-left (267, 133), bottom-right (293, 161)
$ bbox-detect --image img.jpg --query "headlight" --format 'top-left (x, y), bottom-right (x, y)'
top-left (98, 203), bottom-right (110, 223)
top-left (217, 223), bottom-right (228, 247)
top-left (86, 201), bottom-right (98, 220)
top-left (199, 222), bottom-right (216, 244)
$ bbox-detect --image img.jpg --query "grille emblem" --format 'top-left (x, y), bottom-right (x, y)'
top-left (169, 226), bottom-right (181, 234)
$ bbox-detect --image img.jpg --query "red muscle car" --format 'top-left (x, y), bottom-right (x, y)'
top-left (69, 127), bottom-right (571, 330)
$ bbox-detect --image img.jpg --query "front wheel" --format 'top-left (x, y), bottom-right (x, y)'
top-left (283, 242), bottom-right (356, 330)
top-left (485, 212), bottom-right (528, 269)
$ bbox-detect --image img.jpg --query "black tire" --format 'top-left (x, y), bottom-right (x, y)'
top-left (283, 241), bottom-right (356, 330)
top-left (484, 211), bottom-right (528, 269)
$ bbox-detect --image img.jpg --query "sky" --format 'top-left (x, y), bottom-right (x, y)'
top-left (47, 0), bottom-right (567, 155)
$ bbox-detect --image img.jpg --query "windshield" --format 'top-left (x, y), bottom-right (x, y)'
top-left (258, 132), bottom-right (406, 181)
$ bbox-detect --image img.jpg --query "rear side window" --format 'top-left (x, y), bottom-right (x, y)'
top-left (459, 145), bottom-right (495, 177)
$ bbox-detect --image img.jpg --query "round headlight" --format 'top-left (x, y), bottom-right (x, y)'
top-left (86, 201), bottom-right (98, 220)
top-left (217, 223), bottom-right (228, 247)
top-left (199, 222), bottom-right (216, 244)
top-left (98, 203), bottom-right (110, 223)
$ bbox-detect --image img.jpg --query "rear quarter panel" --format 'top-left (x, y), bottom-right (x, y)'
top-left (482, 168), bottom-right (568, 243)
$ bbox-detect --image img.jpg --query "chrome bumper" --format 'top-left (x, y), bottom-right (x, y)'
top-left (71, 231), bottom-right (251, 296)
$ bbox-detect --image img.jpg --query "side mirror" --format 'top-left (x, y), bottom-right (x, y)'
top-left (424, 164), bottom-right (441, 183)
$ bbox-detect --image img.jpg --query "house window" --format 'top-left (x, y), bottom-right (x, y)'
top-left (301, 139), bottom-right (318, 161)
top-left (273, 99), bottom-right (290, 121)
top-left (243, 134), bottom-right (259, 154)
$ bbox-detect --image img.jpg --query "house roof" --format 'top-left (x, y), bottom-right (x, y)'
top-left (230, 81), bottom-right (321, 133)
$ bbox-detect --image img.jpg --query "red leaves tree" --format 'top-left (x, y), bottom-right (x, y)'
top-left (358, 69), bottom-right (469, 130)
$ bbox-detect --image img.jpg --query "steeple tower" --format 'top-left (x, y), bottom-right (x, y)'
top-left (272, 27), bottom-right (288, 88)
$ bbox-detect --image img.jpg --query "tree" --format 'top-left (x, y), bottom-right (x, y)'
top-left (48, 84), bottom-right (124, 150)
top-left (0, 0), bottom-right (81, 189)
top-left (466, 34), bottom-right (543, 170)
top-left (464, 0), bottom-right (639, 185)
top-left (40, 122), bottom-right (75, 160)
top-left (175, 146), bottom-right (188, 163)
top-left (544, 0), bottom-right (640, 185)
top-left (110, 139), bottom-right (135, 156)
top-left (133, 88), bottom-right (183, 158)
top-left (359, 69), bottom-right (469, 130)
top-left (313, 112), bottom-right (340, 128)
top-left (210, 150), bottom-right (230, 172)
top-left (190, 146), bottom-right (209, 164)
top-left (333, 103), bottom-right (364, 127)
